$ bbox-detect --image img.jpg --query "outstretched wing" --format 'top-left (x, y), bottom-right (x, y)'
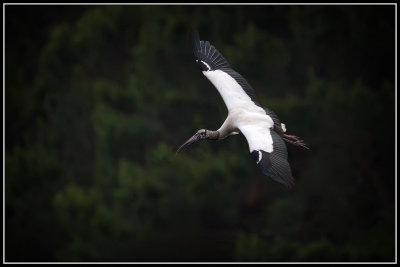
top-left (191, 31), bottom-right (261, 110)
top-left (240, 125), bottom-right (295, 188)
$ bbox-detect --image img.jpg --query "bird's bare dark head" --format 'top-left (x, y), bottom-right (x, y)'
top-left (176, 129), bottom-right (206, 154)
top-left (196, 129), bottom-right (208, 139)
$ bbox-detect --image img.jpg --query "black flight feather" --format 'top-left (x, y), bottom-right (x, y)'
top-left (251, 130), bottom-right (294, 188)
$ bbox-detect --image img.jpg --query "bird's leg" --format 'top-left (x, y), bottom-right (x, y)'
top-left (283, 134), bottom-right (309, 149)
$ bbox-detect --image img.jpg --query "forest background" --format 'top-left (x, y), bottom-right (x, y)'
top-left (5, 4), bottom-right (396, 262)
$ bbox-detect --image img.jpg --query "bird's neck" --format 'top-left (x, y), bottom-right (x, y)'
top-left (206, 130), bottom-right (220, 140)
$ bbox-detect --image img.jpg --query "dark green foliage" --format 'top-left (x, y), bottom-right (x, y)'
top-left (5, 5), bottom-right (395, 262)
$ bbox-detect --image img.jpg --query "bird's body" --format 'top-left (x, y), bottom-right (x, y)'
top-left (177, 31), bottom-right (308, 188)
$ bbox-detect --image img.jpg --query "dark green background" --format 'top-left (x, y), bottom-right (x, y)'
top-left (5, 4), bottom-right (395, 262)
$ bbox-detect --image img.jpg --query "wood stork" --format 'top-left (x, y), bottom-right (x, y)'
top-left (177, 31), bottom-right (308, 188)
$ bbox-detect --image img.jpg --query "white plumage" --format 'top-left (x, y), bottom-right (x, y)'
top-left (177, 31), bottom-right (308, 188)
top-left (203, 70), bottom-right (256, 110)
top-left (203, 69), bottom-right (275, 153)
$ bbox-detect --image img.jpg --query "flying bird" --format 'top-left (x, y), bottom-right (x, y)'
top-left (177, 31), bottom-right (308, 188)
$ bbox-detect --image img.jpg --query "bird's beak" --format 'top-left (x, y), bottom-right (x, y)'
top-left (176, 132), bottom-right (201, 154)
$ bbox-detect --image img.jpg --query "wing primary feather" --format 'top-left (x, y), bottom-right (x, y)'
top-left (209, 47), bottom-right (216, 60)
top-left (246, 129), bottom-right (294, 188)
top-left (262, 152), bottom-right (294, 188)
top-left (191, 31), bottom-right (231, 71)
top-left (214, 57), bottom-right (225, 65)
top-left (211, 50), bottom-right (220, 62)
top-left (205, 41), bottom-right (211, 57)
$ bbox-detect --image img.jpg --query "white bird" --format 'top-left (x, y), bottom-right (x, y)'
top-left (177, 31), bottom-right (308, 188)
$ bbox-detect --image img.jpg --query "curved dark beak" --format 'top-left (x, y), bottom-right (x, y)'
top-left (176, 133), bottom-right (201, 154)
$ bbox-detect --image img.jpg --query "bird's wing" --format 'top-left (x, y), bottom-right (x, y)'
top-left (239, 125), bottom-right (295, 188)
top-left (191, 31), bottom-right (261, 110)
top-left (264, 107), bottom-right (286, 136)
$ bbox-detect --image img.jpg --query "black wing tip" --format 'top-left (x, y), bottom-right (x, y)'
top-left (283, 177), bottom-right (296, 189)
top-left (252, 150), bottom-right (295, 189)
top-left (266, 168), bottom-right (295, 189)
top-left (189, 30), bottom-right (231, 71)
top-left (267, 169), bottom-right (296, 189)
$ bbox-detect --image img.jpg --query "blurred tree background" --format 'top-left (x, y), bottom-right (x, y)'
top-left (5, 4), bottom-right (395, 262)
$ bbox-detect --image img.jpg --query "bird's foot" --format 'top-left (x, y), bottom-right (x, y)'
top-left (283, 134), bottom-right (309, 149)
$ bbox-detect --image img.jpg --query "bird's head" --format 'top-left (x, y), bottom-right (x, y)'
top-left (176, 129), bottom-right (217, 154)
